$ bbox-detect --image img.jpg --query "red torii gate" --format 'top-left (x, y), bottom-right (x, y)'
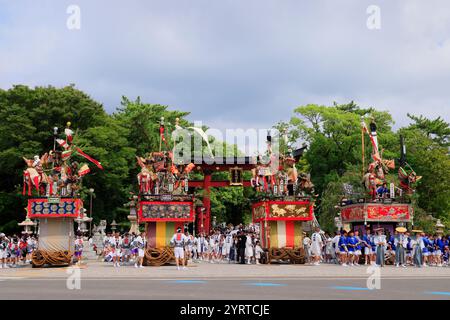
top-left (188, 156), bottom-right (256, 235)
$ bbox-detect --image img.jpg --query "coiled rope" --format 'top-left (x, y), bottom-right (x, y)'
top-left (267, 247), bottom-right (305, 264)
top-left (31, 250), bottom-right (73, 267)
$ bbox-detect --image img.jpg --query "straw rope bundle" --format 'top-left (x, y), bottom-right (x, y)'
top-left (144, 247), bottom-right (175, 266)
top-left (31, 250), bottom-right (73, 267)
top-left (268, 247), bottom-right (305, 264)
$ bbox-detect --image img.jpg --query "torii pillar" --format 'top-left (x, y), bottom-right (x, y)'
top-left (202, 171), bottom-right (212, 235)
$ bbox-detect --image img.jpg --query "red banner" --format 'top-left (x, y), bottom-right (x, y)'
top-left (341, 205), bottom-right (366, 222)
top-left (340, 203), bottom-right (412, 222)
top-left (366, 204), bottom-right (411, 221)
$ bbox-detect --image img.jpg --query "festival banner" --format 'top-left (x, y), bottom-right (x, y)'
top-left (366, 203), bottom-right (411, 222)
top-left (252, 202), bottom-right (268, 222)
top-left (341, 205), bottom-right (366, 222)
top-left (28, 198), bottom-right (82, 218)
top-left (252, 200), bottom-right (313, 222)
top-left (139, 201), bottom-right (194, 222)
top-left (340, 203), bottom-right (412, 222)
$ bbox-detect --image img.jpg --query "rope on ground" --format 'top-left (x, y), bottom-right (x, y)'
top-left (31, 250), bottom-right (73, 267)
top-left (268, 247), bottom-right (305, 264)
top-left (144, 247), bottom-right (175, 266)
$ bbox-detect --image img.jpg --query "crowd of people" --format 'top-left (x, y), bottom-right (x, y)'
top-left (0, 233), bottom-right (38, 268)
top-left (303, 227), bottom-right (450, 268)
top-left (98, 232), bottom-right (147, 268)
top-left (98, 224), bottom-right (265, 269)
top-left (2, 225), bottom-right (450, 270)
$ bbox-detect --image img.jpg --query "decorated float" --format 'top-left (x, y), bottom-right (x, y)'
top-left (136, 118), bottom-right (196, 266)
top-left (251, 133), bottom-right (315, 264)
top-left (338, 118), bottom-right (420, 235)
top-left (23, 123), bottom-right (103, 267)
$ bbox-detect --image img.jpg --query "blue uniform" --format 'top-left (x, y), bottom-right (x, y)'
top-left (355, 236), bottom-right (362, 251)
top-left (370, 236), bottom-right (376, 252)
top-left (406, 238), bottom-right (412, 252)
top-left (362, 235), bottom-right (371, 248)
top-left (338, 236), bottom-right (347, 253)
top-left (422, 238), bottom-right (429, 254)
top-left (389, 235), bottom-right (396, 251)
top-left (428, 239), bottom-right (435, 254)
top-left (436, 238), bottom-right (445, 252)
top-left (347, 236), bottom-right (357, 252)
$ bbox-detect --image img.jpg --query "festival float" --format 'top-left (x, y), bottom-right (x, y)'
top-left (251, 133), bottom-right (315, 264)
top-left (23, 123), bottom-right (103, 267)
top-left (136, 118), bottom-right (195, 266)
top-left (338, 118), bottom-right (421, 234)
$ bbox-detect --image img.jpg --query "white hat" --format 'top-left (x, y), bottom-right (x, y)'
top-left (0, 233), bottom-right (5, 237)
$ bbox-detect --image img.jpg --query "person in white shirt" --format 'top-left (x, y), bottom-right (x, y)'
top-left (26, 236), bottom-right (37, 264)
top-left (202, 237), bottom-right (209, 261)
top-left (245, 233), bottom-right (254, 264)
top-left (332, 232), bottom-right (341, 264)
top-left (197, 234), bottom-right (205, 260)
top-left (170, 228), bottom-right (188, 270)
top-left (394, 227), bottom-right (408, 267)
top-left (111, 232), bottom-right (122, 268)
top-left (373, 229), bottom-right (386, 267)
top-left (208, 235), bottom-right (216, 263)
top-left (224, 232), bottom-right (233, 261)
top-left (310, 227), bottom-right (324, 265)
top-left (133, 232), bottom-right (146, 268)
top-left (121, 233), bottom-right (132, 263)
top-left (184, 231), bottom-right (193, 263)
top-left (74, 234), bottom-right (84, 266)
top-left (254, 240), bottom-right (264, 265)
top-left (325, 234), bottom-right (334, 263)
top-left (192, 236), bottom-right (198, 260)
top-left (303, 233), bottom-right (312, 264)
top-left (0, 233), bottom-right (9, 269)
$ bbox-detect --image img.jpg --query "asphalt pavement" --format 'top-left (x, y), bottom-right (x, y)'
top-left (1, 261), bottom-right (449, 300)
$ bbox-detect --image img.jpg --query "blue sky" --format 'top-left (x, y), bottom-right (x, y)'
top-left (0, 0), bottom-right (449, 140)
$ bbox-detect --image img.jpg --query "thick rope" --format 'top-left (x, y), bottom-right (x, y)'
top-left (268, 247), bottom-right (305, 264)
top-left (31, 250), bottom-right (73, 267)
top-left (144, 247), bottom-right (175, 266)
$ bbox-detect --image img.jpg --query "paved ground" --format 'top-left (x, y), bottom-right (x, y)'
top-left (1, 260), bottom-right (450, 300)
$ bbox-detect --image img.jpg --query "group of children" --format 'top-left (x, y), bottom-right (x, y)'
top-left (0, 233), bottom-right (38, 268)
top-left (305, 227), bottom-right (450, 267)
top-left (101, 232), bottom-right (146, 268)
top-left (95, 225), bottom-right (265, 269)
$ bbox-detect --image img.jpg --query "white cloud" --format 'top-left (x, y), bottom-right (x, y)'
top-left (0, 0), bottom-right (448, 140)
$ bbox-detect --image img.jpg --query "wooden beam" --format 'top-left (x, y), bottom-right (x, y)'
top-left (189, 180), bottom-right (252, 188)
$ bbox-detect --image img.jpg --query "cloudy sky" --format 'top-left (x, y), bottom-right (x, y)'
top-left (1, 0), bottom-right (449, 147)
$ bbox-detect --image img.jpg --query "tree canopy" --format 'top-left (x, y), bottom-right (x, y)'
top-left (285, 102), bottom-right (450, 232)
top-left (0, 86), bottom-right (448, 234)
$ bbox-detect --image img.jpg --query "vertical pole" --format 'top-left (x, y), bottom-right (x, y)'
top-left (362, 125), bottom-right (365, 176)
top-left (201, 208), bottom-right (204, 234)
top-left (89, 193), bottom-right (93, 237)
top-left (203, 171), bottom-right (212, 235)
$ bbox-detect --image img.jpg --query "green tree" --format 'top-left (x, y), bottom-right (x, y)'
top-left (289, 102), bottom-right (395, 193)
top-left (398, 120), bottom-right (450, 225)
top-left (0, 85), bottom-right (108, 230)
